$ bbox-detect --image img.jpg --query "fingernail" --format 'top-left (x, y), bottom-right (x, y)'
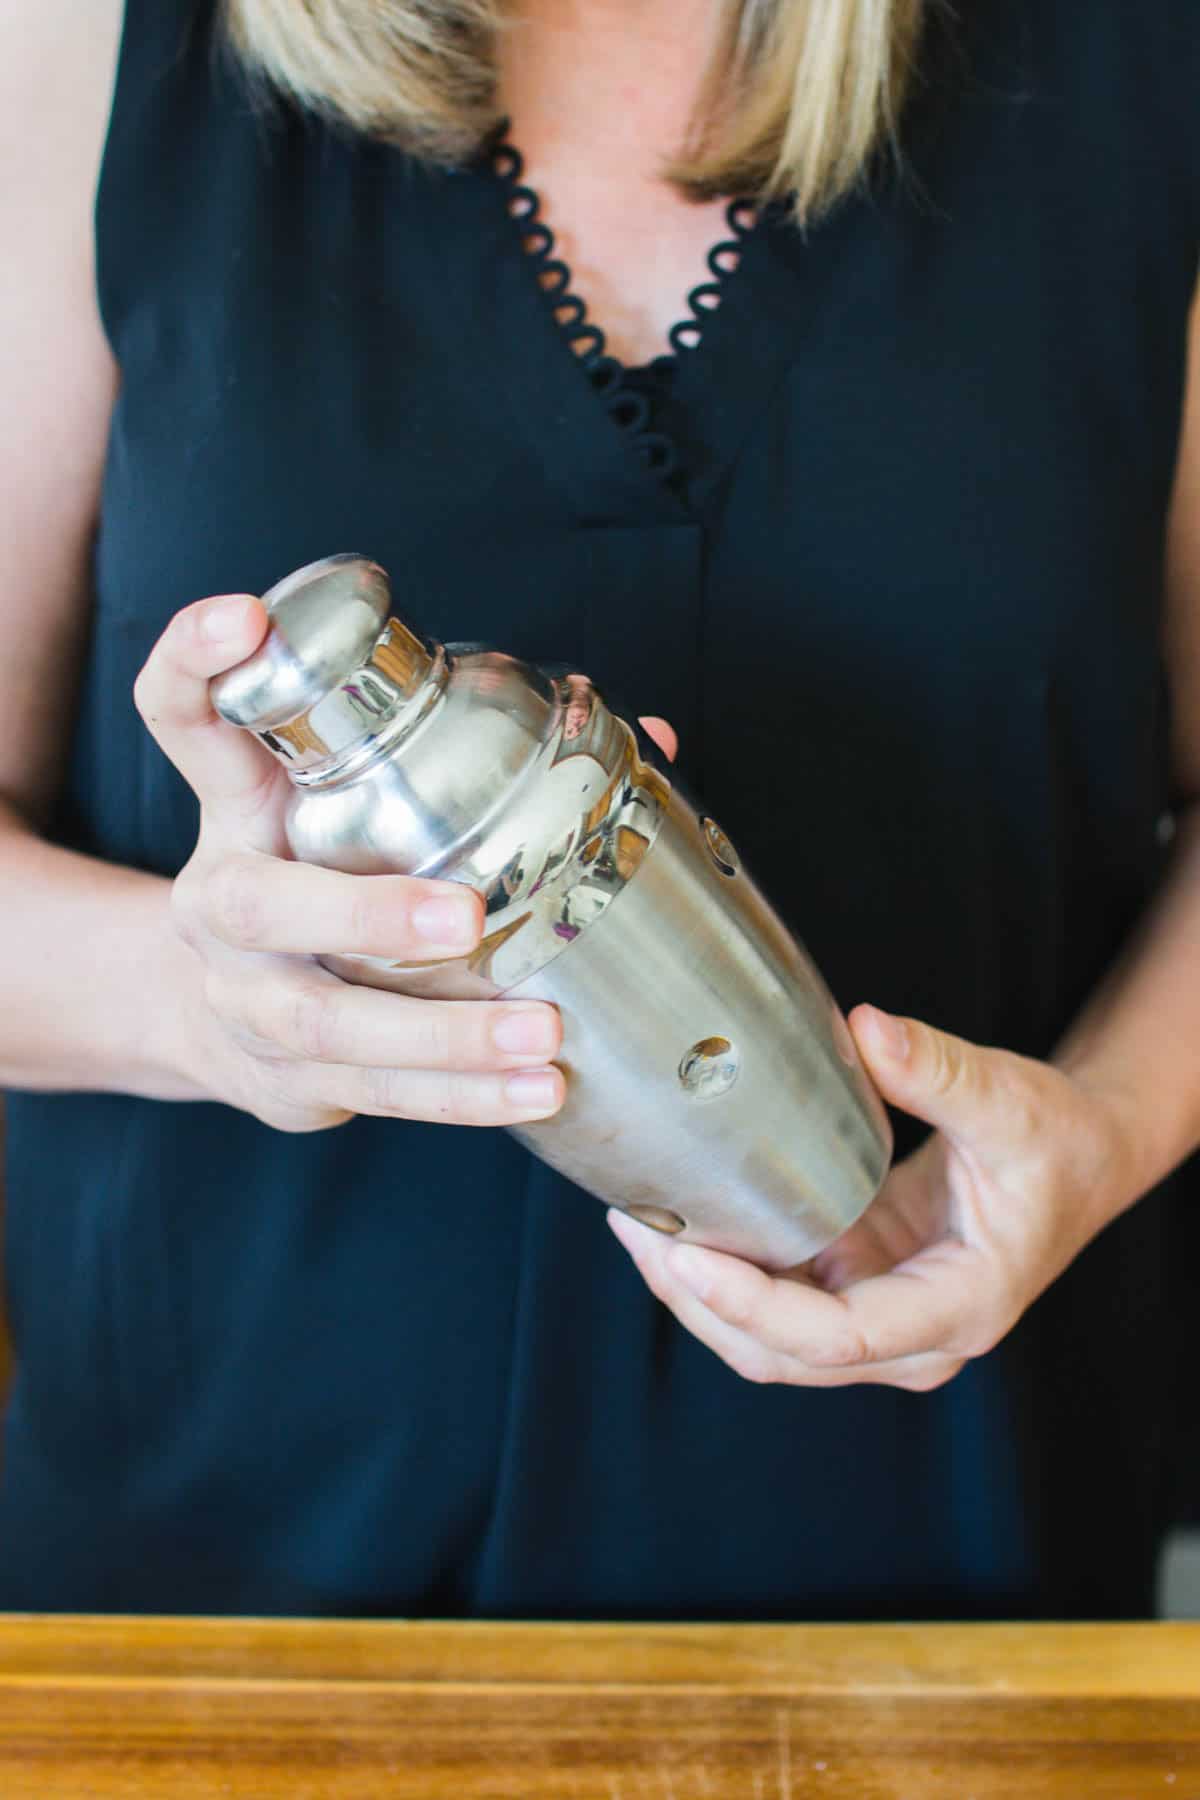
top-left (504, 1070), bottom-right (561, 1115)
top-left (411, 893), bottom-right (479, 950)
top-left (200, 595), bottom-right (253, 643)
top-left (493, 1007), bottom-right (557, 1057)
top-left (868, 1008), bottom-right (910, 1061)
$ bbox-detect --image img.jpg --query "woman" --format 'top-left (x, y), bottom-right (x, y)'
top-left (0, 0), bottom-right (1196, 1618)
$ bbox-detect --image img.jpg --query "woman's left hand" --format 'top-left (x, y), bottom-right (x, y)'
top-left (608, 1006), bottom-right (1144, 1391)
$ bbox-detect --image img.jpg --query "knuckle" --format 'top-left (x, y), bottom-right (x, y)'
top-left (257, 1096), bottom-right (351, 1136)
top-left (361, 1064), bottom-right (405, 1116)
top-left (925, 1030), bottom-right (963, 1098)
top-left (712, 1281), bottom-right (756, 1331)
top-left (170, 868), bottom-right (206, 949)
top-left (205, 856), bottom-right (268, 948)
top-left (259, 1060), bottom-right (356, 1132)
top-left (806, 1329), bottom-right (870, 1370)
top-left (346, 881), bottom-right (395, 957)
top-left (344, 884), bottom-right (376, 955)
top-left (286, 983), bottom-right (344, 1063)
top-left (412, 1004), bottom-right (455, 1070)
top-left (210, 970), bottom-right (291, 1060)
top-left (436, 1071), bottom-right (485, 1127)
top-left (201, 965), bottom-right (235, 1026)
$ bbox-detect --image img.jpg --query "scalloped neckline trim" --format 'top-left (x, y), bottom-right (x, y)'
top-left (485, 131), bottom-right (763, 484)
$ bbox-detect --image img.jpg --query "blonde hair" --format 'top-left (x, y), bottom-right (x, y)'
top-left (221, 0), bottom-right (926, 223)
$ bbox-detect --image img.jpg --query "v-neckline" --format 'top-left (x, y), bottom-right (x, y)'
top-left (488, 133), bottom-right (762, 450)
top-left (444, 131), bottom-right (808, 526)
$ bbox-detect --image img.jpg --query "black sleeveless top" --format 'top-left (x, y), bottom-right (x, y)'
top-left (2, 0), bottom-right (1197, 1618)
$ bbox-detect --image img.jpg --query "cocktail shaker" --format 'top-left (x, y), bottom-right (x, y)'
top-left (210, 554), bottom-right (891, 1270)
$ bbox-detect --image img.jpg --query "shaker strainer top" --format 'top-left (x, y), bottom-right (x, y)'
top-left (210, 554), bottom-right (436, 777)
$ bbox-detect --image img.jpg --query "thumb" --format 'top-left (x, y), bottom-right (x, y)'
top-left (133, 594), bottom-right (279, 845)
top-left (849, 1004), bottom-right (1009, 1152)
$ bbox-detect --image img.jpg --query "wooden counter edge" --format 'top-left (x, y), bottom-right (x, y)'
top-left (0, 1617), bottom-right (1197, 1696)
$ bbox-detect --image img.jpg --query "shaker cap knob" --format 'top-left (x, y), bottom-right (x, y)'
top-left (212, 554), bottom-right (393, 730)
top-left (210, 554), bottom-right (437, 778)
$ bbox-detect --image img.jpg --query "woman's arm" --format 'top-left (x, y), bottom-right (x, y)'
top-left (1052, 281), bottom-right (1200, 1196)
top-left (0, 2), bottom-right (565, 1126)
top-left (0, 0), bottom-right (193, 1098)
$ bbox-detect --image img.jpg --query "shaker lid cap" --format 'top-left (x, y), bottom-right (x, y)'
top-left (211, 554), bottom-right (393, 732)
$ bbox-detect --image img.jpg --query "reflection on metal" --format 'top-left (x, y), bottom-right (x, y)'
top-left (623, 1204), bottom-right (687, 1235)
top-left (678, 1037), bottom-right (741, 1101)
top-left (701, 817), bottom-right (739, 878)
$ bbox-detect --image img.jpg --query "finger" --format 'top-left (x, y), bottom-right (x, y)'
top-left (608, 1213), bottom-right (961, 1391)
top-left (134, 595), bottom-right (277, 841)
top-left (849, 1004), bottom-right (1031, 1158)
top-left (187, 852), bottom-right (486, 959)
top-left (214, 966), bottom-right (560, 1072)
top-left (662, 1235), bottom-right (875, 1365)
top-left (629, 1224), bottom-right (980, 1365)
top-left (638, 715), bottom-right (678, 763)
top-left (309, 1061), bottom-right (565, 1128)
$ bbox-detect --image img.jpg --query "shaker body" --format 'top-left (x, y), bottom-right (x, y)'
top-left (282, 657), bottom-right (890, 1270)
top-left (504, 792), bottom-right (892, 1268)
top-left (210, 555), bottom-right (891, 1271)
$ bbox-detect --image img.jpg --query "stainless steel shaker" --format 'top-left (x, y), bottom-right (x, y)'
top-left (210, 554), bottom-right (892, 1269)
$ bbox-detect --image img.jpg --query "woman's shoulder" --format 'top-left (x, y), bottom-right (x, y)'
top-left (2, 0), bottom-right (124, 235)
top-left (2, 0), bottom-right (124, 127)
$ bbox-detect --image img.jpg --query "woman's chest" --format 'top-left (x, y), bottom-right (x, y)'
top-left (495, 0), bottom-right (732, 365)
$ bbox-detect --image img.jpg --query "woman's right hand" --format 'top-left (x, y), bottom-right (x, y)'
top-left (133, 592), bottom-right (565, 1133)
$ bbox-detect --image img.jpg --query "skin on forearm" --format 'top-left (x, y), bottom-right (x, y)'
top-left (0, 803), bottom-right (209, 1102)
top-left (1053, 799), bottom-right (1200, 1209)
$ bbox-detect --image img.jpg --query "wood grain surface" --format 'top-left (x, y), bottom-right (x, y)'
top-left (0, 1616), bottom-right (1197, 1797)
